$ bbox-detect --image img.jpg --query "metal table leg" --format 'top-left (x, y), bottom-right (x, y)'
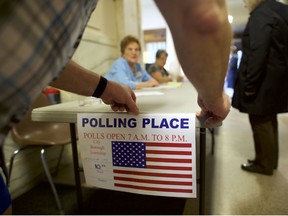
top-left (199, 127), bottom-right (206, 215)
top-left (69, 123), bottom-right (83, 210)
top-left (209, 128), bottom-right (215, 155)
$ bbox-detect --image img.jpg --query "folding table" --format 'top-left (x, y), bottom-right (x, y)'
top-left (32, 81), bottom-right (219, 214)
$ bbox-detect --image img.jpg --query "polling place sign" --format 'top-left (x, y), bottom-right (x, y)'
top-left (77, 113), bottom-right (196, 198)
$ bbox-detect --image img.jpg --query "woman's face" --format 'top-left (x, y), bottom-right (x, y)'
top-left (156, 53), bottom-right (167, 67)
top-left (122, 42), bottom-right (140, 65)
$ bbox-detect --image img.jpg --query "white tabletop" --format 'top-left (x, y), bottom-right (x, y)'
top-left (32, 82), bottom-right (219, 128)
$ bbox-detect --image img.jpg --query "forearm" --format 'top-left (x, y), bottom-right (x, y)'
top-left (155, 0), bottom-right (232, 103)
top-left (152, 72), bottom-right (172, 83)
top-left (49, 60), bottom-right (100, 96)
top-left (136, 82), bottom-right (153, 89)
top-left (50, 60), bottom-right (139, 114)
top-left (183, 22), bottom-right (231, 103)
top-left (136, 79), bottom-right (159, 89)
top-left (158, 76), bottom-right (172, 83)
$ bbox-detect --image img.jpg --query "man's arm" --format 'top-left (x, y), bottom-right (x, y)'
top-left (50, 61), bottom-right (139, 115)
top-left (155, 0), bottom-right (232, 125)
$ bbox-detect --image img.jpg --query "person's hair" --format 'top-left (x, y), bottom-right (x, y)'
top-left (247, 0), bottom-right (264, 6)
top-left (120, 35), bottom-right (141, 54)
top-left (156, 49), bottom-right (168, 59)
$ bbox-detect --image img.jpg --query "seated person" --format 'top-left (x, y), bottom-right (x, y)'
top-left (147, 49), bottom-right (183, 83)
top-left (105, 35), bottom-right (159, 90)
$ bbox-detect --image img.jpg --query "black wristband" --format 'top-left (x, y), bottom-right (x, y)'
top-left (92, 76), bottom-right (108, 98)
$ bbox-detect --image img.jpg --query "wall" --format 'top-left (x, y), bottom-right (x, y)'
top-left (62, 0), bottom-right (143, 102)
top-left (4, 0), bottom-right (142, 199)
top-left (140, 0), bottom-right (181, 76)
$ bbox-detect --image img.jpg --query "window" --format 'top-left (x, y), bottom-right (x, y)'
top-left (143, 28), bottom-right (166, 63)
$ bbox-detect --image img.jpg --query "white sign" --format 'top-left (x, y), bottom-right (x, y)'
top-left (77, 113), bottom-right (197, 198)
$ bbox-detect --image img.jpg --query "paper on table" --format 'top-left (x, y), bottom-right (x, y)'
top-left (135, 91), bottom-right (164, 97)
top-left (167, 82), bottom-right (183, 88)
top-left (141, 83), bottom-right (182, 91)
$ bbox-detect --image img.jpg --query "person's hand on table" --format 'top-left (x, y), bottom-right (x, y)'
top-left (197, 93), bottom-right (231, 126)
top-left (147, 79), bottom-right (160, 87)
top-left (176, 75), bottom-right (184, 82)
top-left (100, 80), bottom-right (139, 115)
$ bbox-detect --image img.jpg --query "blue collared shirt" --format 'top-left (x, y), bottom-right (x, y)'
top-left (105, 57), bottom-right (152, 89)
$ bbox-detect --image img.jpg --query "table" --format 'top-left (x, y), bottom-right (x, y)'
top-left (32, 81), bottom-right (218, 214)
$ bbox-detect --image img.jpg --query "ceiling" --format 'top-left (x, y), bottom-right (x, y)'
top-left (141, 0), bottom-right (250, 34)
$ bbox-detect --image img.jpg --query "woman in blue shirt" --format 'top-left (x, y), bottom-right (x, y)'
top-left (106, 35), bottom-right (159, 89)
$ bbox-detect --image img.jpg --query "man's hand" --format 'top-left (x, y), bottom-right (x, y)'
top-left (100, 80), bottom-right (140, 115)
top-left (197, 93), bottom-right (231, 126)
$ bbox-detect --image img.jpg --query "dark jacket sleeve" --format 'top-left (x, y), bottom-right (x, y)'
top-left (244, 12), bottom-right (273, 93)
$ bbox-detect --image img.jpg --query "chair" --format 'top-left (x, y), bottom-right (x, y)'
top-left (8, 93), bottom-right (71, 214)
top-left (145, 63), bottom-right (152, 71)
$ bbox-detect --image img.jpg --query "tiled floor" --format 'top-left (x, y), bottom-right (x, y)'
top-left (52, 87), bottom-right (288, 215)
top-left (190, 106), bottom-right (288, 215)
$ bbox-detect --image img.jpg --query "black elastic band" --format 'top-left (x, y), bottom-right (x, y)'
top-left (92, 76), bottom-right (108, 98)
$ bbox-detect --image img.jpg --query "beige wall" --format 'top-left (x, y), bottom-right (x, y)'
top-left (72, 0), bottom-right (142, 75)
top-left (62, 0), bottom-right (142, 102)
top-left (5, 0), bottom-right (142, 199)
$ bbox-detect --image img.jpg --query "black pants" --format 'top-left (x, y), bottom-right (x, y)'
top-left (248, 114), bottom-right (278, 171)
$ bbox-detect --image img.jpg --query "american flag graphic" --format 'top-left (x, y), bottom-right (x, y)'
top-left (111, 141), bottom-right (194, 197)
